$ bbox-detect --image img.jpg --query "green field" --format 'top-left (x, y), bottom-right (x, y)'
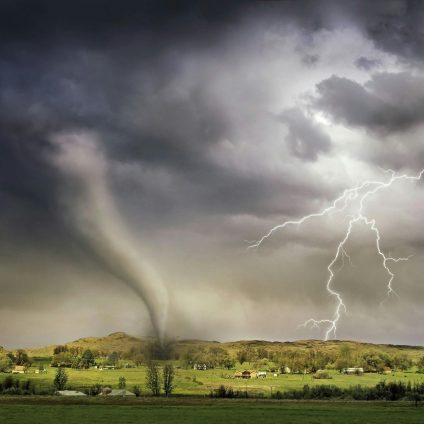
top-left (1, 397), bottom-right (423, 424)
top-left (3, 333), bottom-right (424, 423)
top-left (3, 365), bottom-right (424, 396)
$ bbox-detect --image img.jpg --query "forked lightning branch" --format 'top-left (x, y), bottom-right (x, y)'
top-left (248, 169), bottom-right (424, 340)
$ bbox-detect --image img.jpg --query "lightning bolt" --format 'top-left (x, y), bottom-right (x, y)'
top-left (248, 169), bottom-right (423, 340)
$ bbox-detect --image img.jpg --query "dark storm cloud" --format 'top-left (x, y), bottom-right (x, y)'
top-left (280, 108), bottom-right (332, 161)
top-left (302, 0), bottom-right (424, 63)
top-left (1, 0), bottom-right (424, 346)
top-left (0, 0), bottom-right (334, 328)
top-left (0, 0), bottom-right (422, 61)
top-left (0, 0), bottom-right (342, 226)
top-left (361, 0), bottom-right (424, 62)
top-left (0, 0), bottom-right (246, 49)
top-left (313, 73), bottom-right (424, 134)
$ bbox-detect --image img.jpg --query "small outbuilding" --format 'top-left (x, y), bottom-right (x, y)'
top-left (12, 366), bottom-right (27, 374)
top-left (241, 370), bottom-right (257, 379)
top-left (193, 363), bottom-right (208, 370)
top-left (57, 390), bottom-right (87, 396)
top-left (103, 389), bottom-right (136, 397)
top-left (99, 365), bottom-right (116, 371)
top-left (342, 367), bottom-right (364, 375)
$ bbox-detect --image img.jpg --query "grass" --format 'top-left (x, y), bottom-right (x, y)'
top-left (3, 364), bottom-right (424, 423)
top-left (3, 365), bottom-right (424, 396)
top-left (4, 335), bottom-right (424, 422)
top-left (0, 397), bottom-right (423, 424)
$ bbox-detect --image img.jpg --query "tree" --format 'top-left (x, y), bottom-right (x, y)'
top-left (408, 391), bottom-right (423, 407)
top-left (133, 385), bottom-right (141, 397)
top-left (393, 354), bottom-right (412, 371)
top-left (305, 349), bottom-right (328, 373)
top-left (207, 347), bottom-right (229, 368)
top-left (133, 353), bottom-right (145, 366)
top-left (6, 352), bottom-right (16, 363)
top-left (108, 351), bottom-right (119, 366)
top-left (236, 350), bottom-right (248, 365)
top-left (417, 356), bottom-right (424, 372)
top-left (146, 362), bottom-right (161, 396)
top-left (181, 349), bottom-right (196, 368)
top-left (81, 349), bottom-right (95, 369)
top-left (51, 351), bottom-right (77, 368)
top-left (53, 345), bottom-right (68, 355)
top-left (118, 376), bottom-right (126, 389)
top-left (359, 350), bottom-right (386, 373)
top-left (222, 357), bottom-right (236, 370)
top-left (256, 348), bottom-right (269, 360)
top-left (335, 345), bottom-right (353, 372)
top-left (15, 349), bottom-right (31, 366)
top-left (163, 363), bottom-right (174, 397)
top-left (0, 354), bottom-right (12, 372)
top-left (291, 353), bottom-right (308, 373)
top-left (53, 367), bottom-right (68, 391)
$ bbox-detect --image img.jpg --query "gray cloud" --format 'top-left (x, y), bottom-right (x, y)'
top-left (363, 1), bottom-right (424, 63)
top-left (313, 72), bottom-right (424, 134)
top-left (280, 108), bottom-right (332, 161)
top-left (355, 56), bottom-right (381, 70)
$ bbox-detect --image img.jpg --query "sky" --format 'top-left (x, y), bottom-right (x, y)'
top-left (1, 0), bottom-right (424, 348)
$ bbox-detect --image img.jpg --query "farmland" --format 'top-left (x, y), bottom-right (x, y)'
top-left (3, 365), bottom-right (424, 396)
top-left (1, 397), bottom-right (424, 424)
top-left (2, 333), bottom-right (424, 423)
top-left (2, 332), bottom-right (424, 396)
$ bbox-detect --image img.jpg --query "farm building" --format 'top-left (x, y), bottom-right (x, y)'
top-left (239, 370), bottom-right (257, 379)
top-left (382, 367), bottom-right (392, 374)
top-left (102, 389), bottom-right (136, 397)
top-left (234, 370), bottom-right (265, 378)
top-left (342, 367), bottom-right (364, 375)
top-left (57, 390), bottom-right (86, 396)
top-left (99, 365), bottom-right (116, 370)
top-left (12, 365), bottom-right (27, 374)
top-left (193, 363), bottom-right (208, 370)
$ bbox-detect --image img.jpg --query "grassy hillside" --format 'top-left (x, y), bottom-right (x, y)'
top-left (22, 333), bottom-right (424, 360)
top-left (25, 332), bottom-right (149, 357)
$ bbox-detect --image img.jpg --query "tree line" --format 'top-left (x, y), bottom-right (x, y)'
top-left (211, 381), bottom-right (424, 404)
top-left (3, 343), bottom-right (424, 374)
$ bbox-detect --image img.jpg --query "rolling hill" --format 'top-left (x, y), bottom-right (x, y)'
top-left (18, 332), bottom-right (424, 360)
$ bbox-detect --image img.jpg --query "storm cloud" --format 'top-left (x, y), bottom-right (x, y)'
top-left (280, 108), bottom-right (332, 161)
top-left (0, 0), bottom-right (424, 348)
top-left (313, 73), bottom-right (424, 134)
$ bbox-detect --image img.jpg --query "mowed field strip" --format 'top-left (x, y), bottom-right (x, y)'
top-left (1, 398), bottom-right (424, 424)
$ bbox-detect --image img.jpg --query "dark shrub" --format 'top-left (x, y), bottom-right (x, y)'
top-left (85, 384), bottom-right (103, 396)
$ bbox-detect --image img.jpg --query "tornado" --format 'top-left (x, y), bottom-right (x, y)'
top-left (50, 133), bottom-right (168, 344)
